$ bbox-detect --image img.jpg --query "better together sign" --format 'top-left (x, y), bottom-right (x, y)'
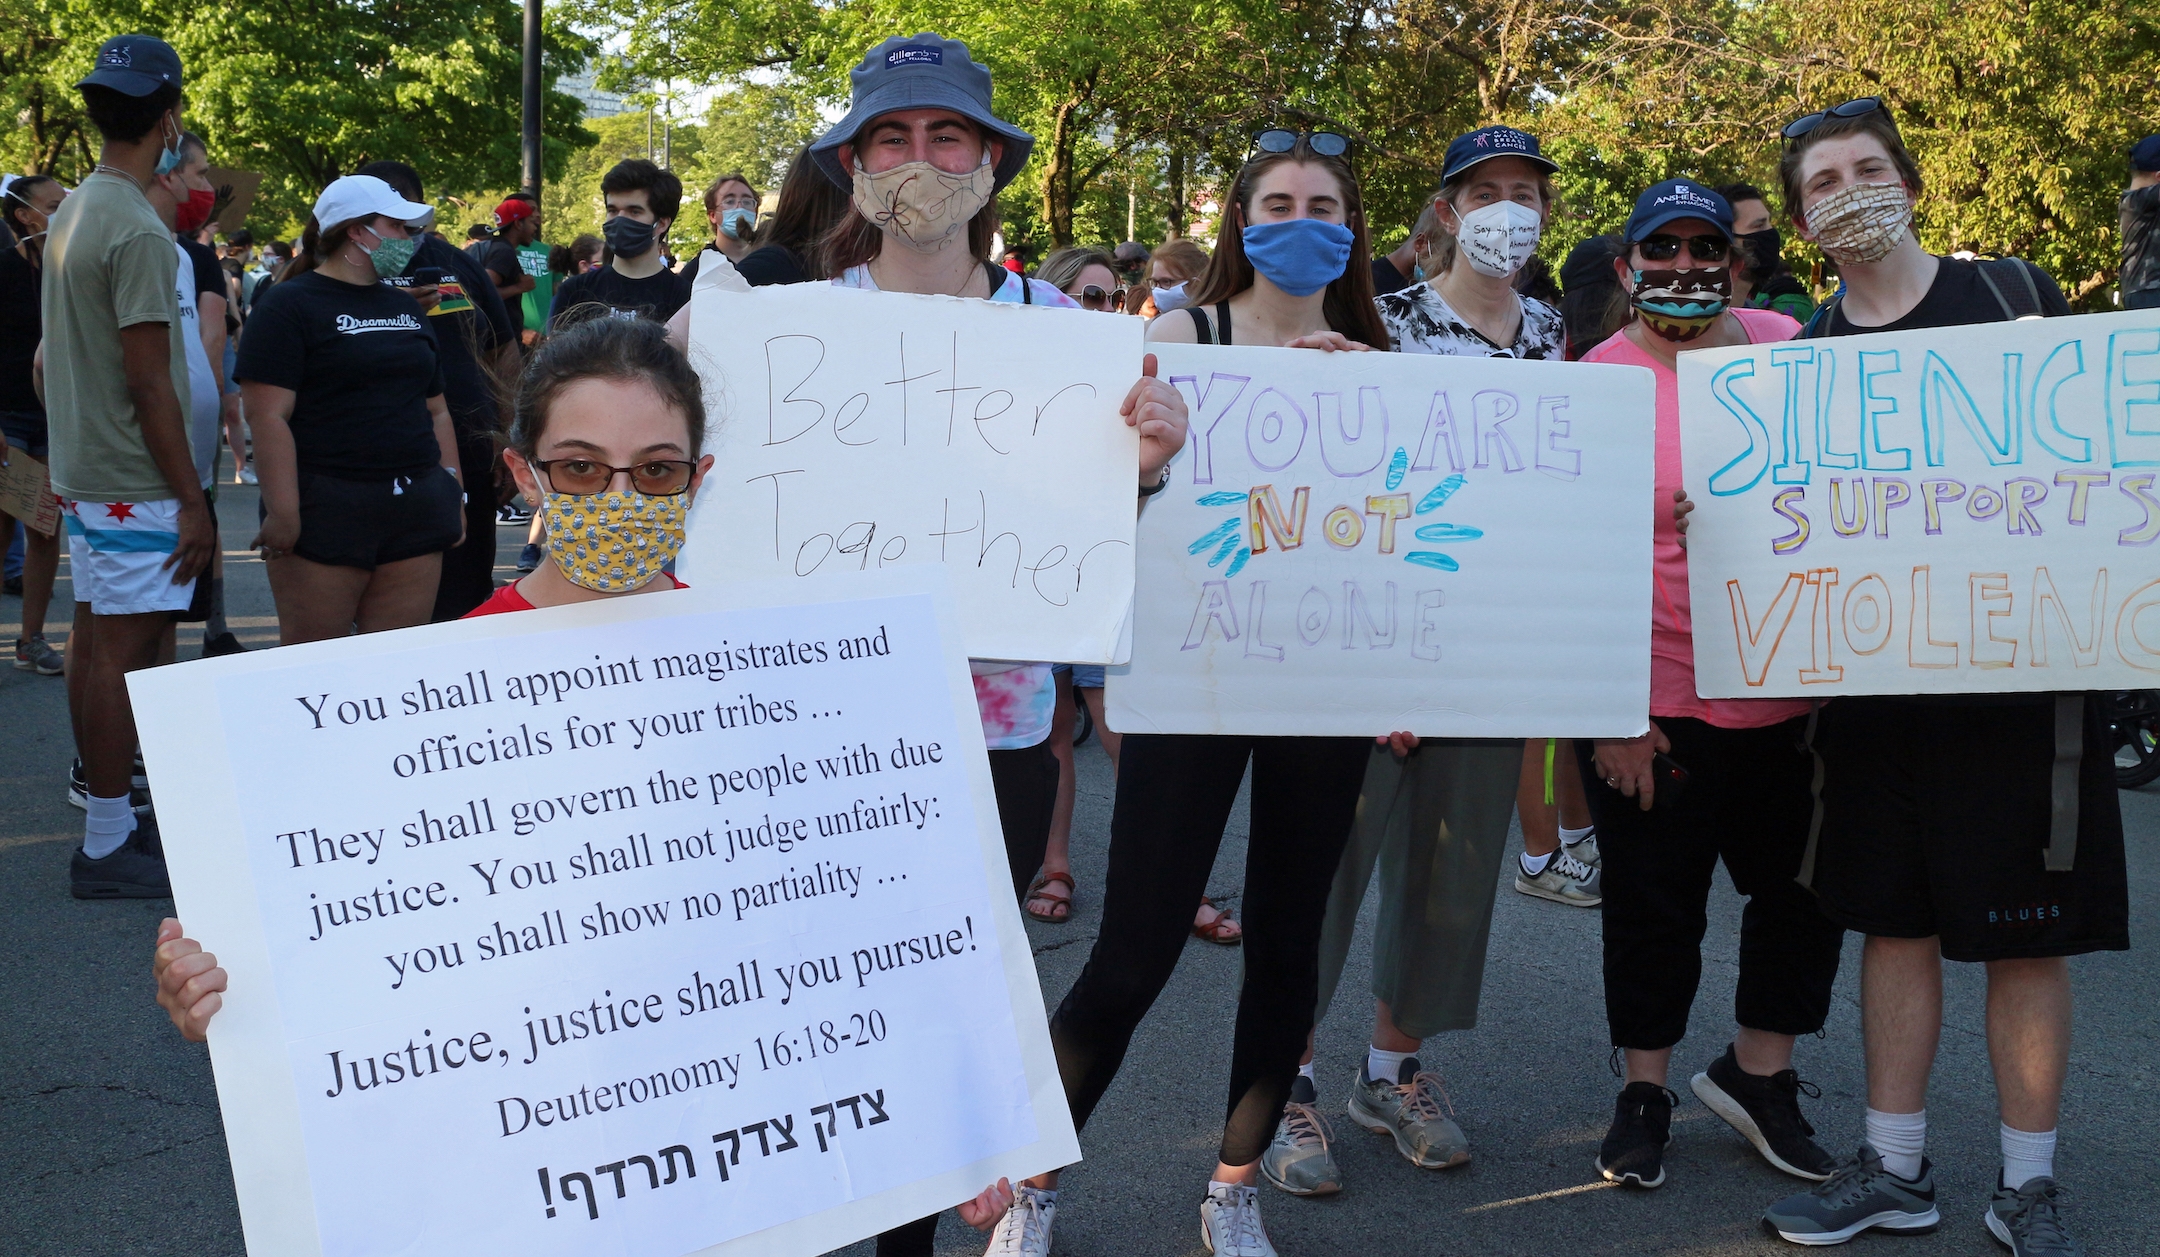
top-left (1110, 343), bottom-right (1656, 736)
top-left (1680, 308), bottom-right (2160, 696)
top-left (677, 283), bottom-right (1145, 664)
top-left (132, 568), bottom-right (1076, 1257)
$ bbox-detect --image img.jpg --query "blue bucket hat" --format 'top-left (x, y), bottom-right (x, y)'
top-left (77, 34), bottom-right (183, 97)
top-left (1623, 179), bottom-right (1735, 244)
top-left (2133, 135), bottom-right (2160, 174)
top-left (809, 34), bottom-right (1034, 194)
top-left (1441, 126), bottom-right (1557, 182)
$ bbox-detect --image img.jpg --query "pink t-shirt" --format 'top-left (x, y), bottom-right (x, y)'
top-left (1582, 310), bottom-right (1811, 729)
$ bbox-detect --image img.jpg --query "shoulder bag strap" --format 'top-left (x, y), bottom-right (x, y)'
top-left (1186, 306), bottom-right (1214, 344)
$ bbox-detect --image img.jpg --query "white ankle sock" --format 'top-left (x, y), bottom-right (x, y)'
top-left (83, 793), bottom-right (137, 860)
top-left (1519, 850), bottom-right (1554, 877)
top-left (2000, 1124), bottom-right (2056, 1190)
top-left (1366, 1045), bottom-right (1414, 1084)
top-left (1560, 824), bottom-right (1596, 846)
top-left (1865, 1107), bottom-right (1927, 1181)
top-left (1296, 1061), bottom-right (1315, 1083)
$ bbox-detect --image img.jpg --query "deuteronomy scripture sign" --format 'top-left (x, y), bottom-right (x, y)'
top-left (1679, 308), bottom-right (2160, 696)
top-left (131, 567), bottom-right (1077, 1257)
top-left (1110, 343), bottom-right (1656, 736)
top-left (678, 282), bottom-right (1145, 664)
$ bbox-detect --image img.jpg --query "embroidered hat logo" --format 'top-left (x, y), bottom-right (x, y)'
top-left (886, 45), bottom-right (943, 67)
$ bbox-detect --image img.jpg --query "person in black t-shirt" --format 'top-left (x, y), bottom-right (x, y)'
top-left (548, 159), bottom-right (691, 329)
top-left (2117, 135), bottom-right (2160, 311)
top-left (0, 173), bottom-right (66, 674)
top-left (1753, 100), bottom-right (2119, 1257)
top-left (234, 175), bottom-right (464, 645)
top-left (476, 196), bottom-right (537, 339)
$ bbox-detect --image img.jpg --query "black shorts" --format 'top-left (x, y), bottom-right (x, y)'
top-left (276, 466), bottom-right (462, 571)
top-left (1809, 695), bottom-right (2130, 962)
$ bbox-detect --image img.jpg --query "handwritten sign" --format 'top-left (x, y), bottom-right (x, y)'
top-left (675, 283), bottom-right (1145, 664)
top-left (1679, 309), bottom-right (2160, 696)
top-left (0, 445), bottom-right (58, 535)
top-left (130, 567), bottom-right (1077, 1257)
top-left (1108, 343), bottom-right (1656, 736)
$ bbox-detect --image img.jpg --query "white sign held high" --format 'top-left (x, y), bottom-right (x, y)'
top-left (1679, 309), bottom-right (2160, 697)
top-left (1109, 343), bottom-right (1656, 737)
top-left (130, 566), bottom-right (1077, 1257)
top-left (676, 282), bottom-right (1145, 663)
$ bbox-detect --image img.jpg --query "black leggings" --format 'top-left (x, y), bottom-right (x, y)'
top-left (431, 431), bottom-right (501, 623)
top-left (873, 739), bottom-right (1058, 1257)
top-left (1049, 733), bottom-right (1368, 1167)
top-left (1578, 717), bottom-right (1844, 1049)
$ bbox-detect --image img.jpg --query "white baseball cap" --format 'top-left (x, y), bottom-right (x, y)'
top-left (310, 174), bottom-right (433, 232)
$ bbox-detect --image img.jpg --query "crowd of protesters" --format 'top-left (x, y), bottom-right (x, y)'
top-left (0, 26), bottom-right (2145, 1257)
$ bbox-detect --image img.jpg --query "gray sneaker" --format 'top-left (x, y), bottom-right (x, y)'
top-left (1987, 1176), bottom-right (2083, 1256)
top-left (982, 1184), bottom-right (1055, 1257)
top-left (1762, 1145), bottom-right (1940, 1245)
top-left (14, 635), bottom-right (64, 675)
top-left (1260, 1078), bottom-right (1341, 1196)
top-left (1514, 848), bottom-right (1602, 906)
top-left (1199, 1182), bottom-right (1276, 1257)
top-left (1346, 1058), bottom-right (1470, 1169)
top-left (1564, 831), bottom-right (1600, 868)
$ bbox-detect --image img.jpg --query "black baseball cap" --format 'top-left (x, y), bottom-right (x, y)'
top-left (77, 35), bottom-right (182, 97)
top-left (2134, 135), bottom-right (2160, 174)
top-left (810, 34), bottom-right (1033, 193)
top-left (1623, 179), bottom-right (1735, 243)
top-left (1441, 126), bottom-right (1558, 182)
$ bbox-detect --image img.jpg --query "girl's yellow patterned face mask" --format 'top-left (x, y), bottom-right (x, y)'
top-left (541, 489), bottom-right (687, 593)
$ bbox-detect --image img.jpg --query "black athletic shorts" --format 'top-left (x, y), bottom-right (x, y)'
top-left (274, 465), bottom-right (462, 572)
top-left (1808, 694), bottom-right (2130, 962)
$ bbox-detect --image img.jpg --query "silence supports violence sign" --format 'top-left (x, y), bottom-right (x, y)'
top-left (130, 567), bottom-right (1076, 1257)
top-left (1109, 343), bottom-right (1656, 737)
top-left (1679, 308), bottom-right (2160, 696)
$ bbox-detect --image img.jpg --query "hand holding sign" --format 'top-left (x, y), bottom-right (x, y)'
top-left (1122, 353), bottom-right (1189, 488)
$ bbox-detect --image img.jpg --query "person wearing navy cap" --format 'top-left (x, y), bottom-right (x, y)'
top-left (2121, 135), bottom-right (2160, 310)
top-left (1575, 179), bottom-right (1848, 1197)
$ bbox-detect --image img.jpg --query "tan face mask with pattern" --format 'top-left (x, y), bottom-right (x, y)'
top-left (1805, 181), bottom-right (1912, 265)
top-left (851, 154), bottom-right (995, 252)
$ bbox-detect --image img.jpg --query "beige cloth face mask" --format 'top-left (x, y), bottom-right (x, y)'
top-left (1805, 181), bottom-right (1912, 265)
top-left (851, 154), bottom-right (995, 252)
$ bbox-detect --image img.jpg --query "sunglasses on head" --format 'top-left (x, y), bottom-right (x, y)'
top-left (1637, 233), bottom-right (1729, 263)
top-left (1252, 129), bottom-right (1351, 158)
top-left (1080, 284), bottom-right (1127, 311)
top-left (1781, 97), bottom-right (1887, 142)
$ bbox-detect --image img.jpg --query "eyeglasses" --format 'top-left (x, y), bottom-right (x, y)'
top-left (1636, 234), bottom-right (1730, 263)
top-left (1781, 97), bottom-right (1887, 142)
top-left (1253, 129), bottom-right (1351, 158)
top-left (532, 458), bottom-right (697, 496)
top-left (1079, 284), bottom-right (1127, 311)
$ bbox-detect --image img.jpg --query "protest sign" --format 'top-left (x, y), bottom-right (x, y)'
top-left (205, 166), bottom-right (264, 236)
top-left (0, 444), bottom-right (58, 535)
top-left (675, 282), bottom-right (1145, 663)
top-left (130, 566), bottom-right (1077, 1257)
top-left (1679, 308), bottom-right (2160, 697)
top-left (1108, 343), bottom-right (1656, 737)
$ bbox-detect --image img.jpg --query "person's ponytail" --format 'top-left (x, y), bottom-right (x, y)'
top-left (282, 214), bottom-right (359, 282)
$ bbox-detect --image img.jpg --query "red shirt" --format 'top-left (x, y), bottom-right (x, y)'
top-left (460, 575), bottom-right (684, 618)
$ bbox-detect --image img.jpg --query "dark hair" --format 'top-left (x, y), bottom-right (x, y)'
top-left (2, 174), bottom-right (59, 238)
top-left (227, 227), bottom-right (253, 247)
top-left (1716, 182), bottom-right (1768, 212)
top-left (1187, 139), bottom-right (1389, 348)
top-left (602, 159), bottom-right (683, 224)
top-left (511, 316), bottom-right (708, 458)
top-left (1557, 233), bottom-right (1627, 361)
top-left (702, 171), bottom-right (759, 216)
top-left (761, 146), bottom-right (847, 279)
top-left (465, 223), bottom-right (494, 241)
top-left (570, 233), bottom-right (603, 265)
top-left (1778, 110), bottom-right (1924, 222)
top-left (178, 129), bottom-right (209, 165)
top-left (356, 160), bottom-right (425, 202)
top-left (819, 122), bottom-right (1001, 274)
top-left (1036, 247), bottom-right (1116, 294)
top-left (547, 243), bottom-right (574, 274)
top-left (283, 213), bottom-right (357, 281)
top-left (80, 82), bottom-right (180, 144)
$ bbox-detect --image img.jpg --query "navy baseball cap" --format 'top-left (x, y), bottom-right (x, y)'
top-left (2134, 135), bottom-right (2160, 174)
top-left (810, 34), bottom-right (1033, 193)
top-left (77, 34), bottom-right (182, 97)
top-left (1441, 126), bottom-right (1558, 182)
top-left (1623, 179), bottom-right (1735, 243)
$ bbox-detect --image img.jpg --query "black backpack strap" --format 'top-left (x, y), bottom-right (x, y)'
top-left (1975, 257), bottom-right (2041, 320)
top-left (1215, 300), bottom-right (1234, 346)
top-left (1801, 291), bottom-right (1842, 338)
top-left (1186, 305), bottom-right (1214, 344)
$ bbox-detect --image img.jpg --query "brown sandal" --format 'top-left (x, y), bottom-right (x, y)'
top-left (1191, 896), bottom-right (1243, 945)
top-left (1025, 870), bottom-right (1075, 923)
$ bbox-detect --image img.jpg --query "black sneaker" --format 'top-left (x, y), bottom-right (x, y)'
top-left (1598, 1081), bottom-right (1675, 1188)
top-left (67, 759), bottom-right (153, 814)
top-left (200, 631), bottom-right (248, 657)
top-left (70, 818), bottom-right (172, 899)
top-left (1691, 1043), bottom-right (1836, 1180)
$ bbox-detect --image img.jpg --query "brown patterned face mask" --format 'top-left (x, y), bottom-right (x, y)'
top-left (850, 155), bottom-right (995, 253)
top-left (1804, 181), bottom-right (1912, 265)
top-left (1629, 266), bottom-right (1732, 342)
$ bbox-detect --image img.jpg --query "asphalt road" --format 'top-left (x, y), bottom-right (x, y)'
top-left (3, 460), bottom-right (2154, 1256)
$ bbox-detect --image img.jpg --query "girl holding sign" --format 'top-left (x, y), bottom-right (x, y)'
top-left (1574, 181), bottom-right (1846, 1194)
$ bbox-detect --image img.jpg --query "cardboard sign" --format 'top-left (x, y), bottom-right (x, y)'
top-left (0, 445), bottom-right (58, 535)
top-left (675, 282), bottom-right (1145, 664)
top-left (130, 567), bottom-right (1077, 1257)
top-left (1108, 343), bottom-right (1657, 737)
top-left (205, 167), bottom-right (264, 236)
top-left (1679, 308), bottom-right (2160, 695)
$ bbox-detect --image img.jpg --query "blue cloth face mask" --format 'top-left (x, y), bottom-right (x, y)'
top-left (1241, 218), bottom-right (1355, 297)
top-left (153, 116), bottom-right (183, 177)
top-left (720, 207), bottom-right (756, 240)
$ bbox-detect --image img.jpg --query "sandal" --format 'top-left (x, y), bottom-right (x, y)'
top-left (1191, 896), bottom-right (1243, 945)
top-left (1025, 870), bottom-right (1075, 924)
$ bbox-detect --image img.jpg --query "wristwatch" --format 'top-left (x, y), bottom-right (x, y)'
top-left (1137, 467), bottom-right (1171, 497)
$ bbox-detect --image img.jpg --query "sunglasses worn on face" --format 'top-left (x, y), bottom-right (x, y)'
top-left (1253, 129), bottom-right (1351, 158)
top-left (1637, 234), bottom-right (1729, 263)
top-left (1080, 284), bottom-right (1127, 311)
top-left (534, 458), bottom-right (697, 496)
top-left (1782, 97), bottom-right (1887, 141)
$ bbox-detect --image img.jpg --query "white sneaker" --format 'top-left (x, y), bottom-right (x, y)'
top-left (1200, 1182), bottom-right (1277, 1257)
top-left (238, 461), bottom-right (258, 485)
top-left (983, 1185), bottom-right (1056, 1256)
top-left (1514, 848), bottom-right (1601, 906)
top-left (1565, 831), bottom-right (1601, 868)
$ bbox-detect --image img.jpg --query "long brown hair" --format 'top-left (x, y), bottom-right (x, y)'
top-left (1186, 139), bottom-right (1388, 347)
top-left (280, 214), bottom-right (359, 282)
top-left (816, 121), bottom-right (1002, 275)
top-left (763, 145), bottom-right (849, 280)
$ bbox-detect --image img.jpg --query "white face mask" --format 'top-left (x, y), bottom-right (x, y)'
top-left (1454, 200), bottom-right (1543, 278)
top-left (1150, 280), bottom-right (1191, 311)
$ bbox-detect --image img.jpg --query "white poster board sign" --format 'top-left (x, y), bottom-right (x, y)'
top-left (677, 283), bottom-right (1145, 664)
top-left (1679, 308), bottom-right (2160, 696)
top-left (131, 567), bottom-right (1077, 1257)
top-left (1108, 343), bottom-right (1656, 737)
